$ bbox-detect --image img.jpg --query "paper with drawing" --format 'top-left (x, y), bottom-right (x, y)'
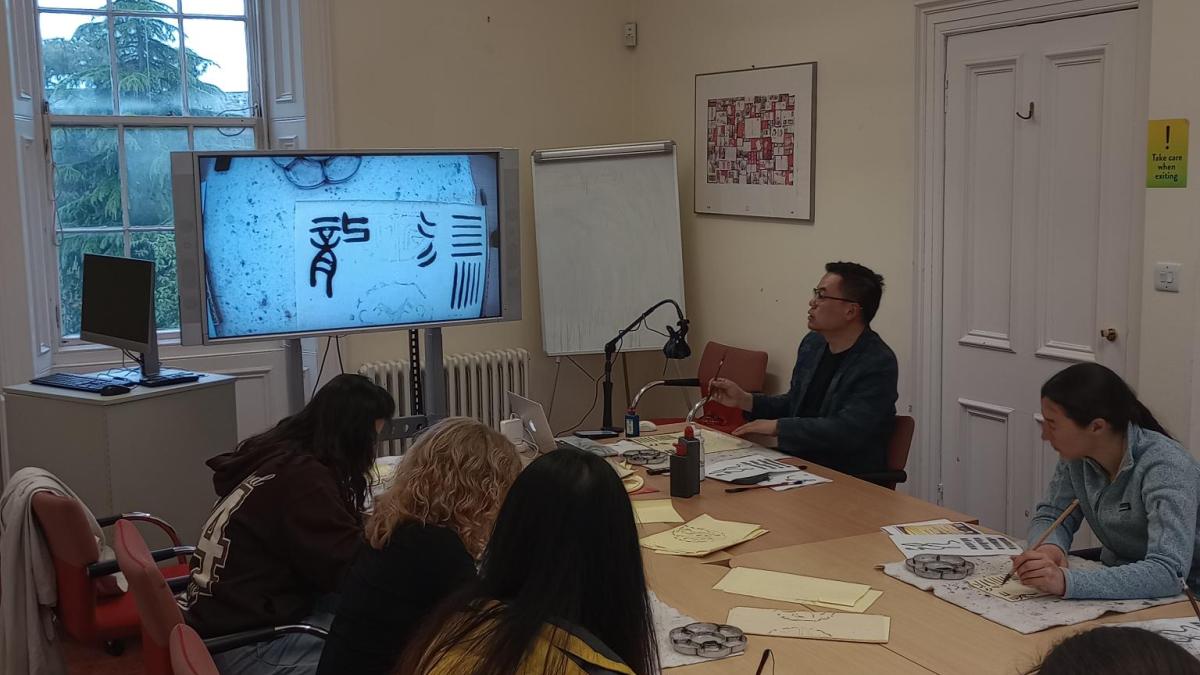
top-left (640, 514), bottom-right (767, 556)
top-left (889, 533), bottom-right (1023, 558)
top-left (1115, 618), bottom-right (1200, 659)
top-left (883, 520), bottom-right (984, 536)
top-left (714, 566), bottom-right (872, 608)
top-left (726, 607), bottom-right (890, 644)
top-left (704, 455), bottom-right (799, 482)
top-left (967, 574), bottom-right (1049, 602)
top-left (883, 554), bottom-right (1184, 634)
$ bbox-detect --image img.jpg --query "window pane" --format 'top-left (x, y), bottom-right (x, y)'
top-left (131, 231), bottom-right (179, 330)
top-left (183, 19), bottom-right (250, 116)
top-left (38, 0), bottom-right (106, 9)
top-left (182, 0), bottom-right (243, 16)
top-left (40, 12), bottom-right (113, 114)
top-left (114, 15), bottom-right (183, 115)
top-left (52, 127), bottom-right (121, 228)
top-left (125, 127), bottom-right (187, 228)
top-left (59, 232), bottom-right (124, 337)
top-left (117, 0), bottom-right (178, 12)
top-left (193, 126), bottom-right (254, 151)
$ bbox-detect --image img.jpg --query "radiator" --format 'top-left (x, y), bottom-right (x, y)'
top-left (359, 348), bottom-right (530, 455)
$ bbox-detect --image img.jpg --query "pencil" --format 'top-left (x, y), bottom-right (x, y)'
top-left (1002, 498), bottom-right (1080, 585)
top-left (1183, 580), bottom-right (1200, 622)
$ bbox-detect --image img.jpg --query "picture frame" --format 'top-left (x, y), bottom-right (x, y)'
top-left (694, 62), bottom-right (817, 220)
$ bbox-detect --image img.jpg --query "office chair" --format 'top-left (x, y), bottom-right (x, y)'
top-left (30, 492), bottom-right (191, 655)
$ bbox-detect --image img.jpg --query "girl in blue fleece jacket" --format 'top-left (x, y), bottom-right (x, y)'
top-left (1012, 363), bottom-right (1200, 600)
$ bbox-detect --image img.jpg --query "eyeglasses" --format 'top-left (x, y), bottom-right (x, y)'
top-left (811, 288), bottom-right (860, 305)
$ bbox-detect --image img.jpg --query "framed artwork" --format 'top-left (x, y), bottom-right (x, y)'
top-left (694, 62), bottom-right (816, 220)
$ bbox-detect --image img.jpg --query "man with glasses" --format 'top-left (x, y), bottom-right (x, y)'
top-left (709, 262), bottom-right (898, 476)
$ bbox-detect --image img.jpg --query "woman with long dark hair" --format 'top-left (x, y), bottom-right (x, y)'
top-left (181, 373), bottom-right (394, 675)
top-left (397, 447), bottom-right (659, 675)
top-left (1011, 363), bottom-right (1200, 600)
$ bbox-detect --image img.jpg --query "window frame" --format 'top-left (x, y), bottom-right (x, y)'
top-left (33, 0), bottom-right (266, 348)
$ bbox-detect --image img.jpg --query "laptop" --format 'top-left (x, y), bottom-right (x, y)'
top-left (506, 392), bottom-right (616, 457)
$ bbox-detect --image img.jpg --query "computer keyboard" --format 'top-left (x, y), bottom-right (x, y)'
top-left (30, 372), bottom-right (131, 394)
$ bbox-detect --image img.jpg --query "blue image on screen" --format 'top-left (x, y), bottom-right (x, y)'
top-left (198, 153), bottom-right (500, 339)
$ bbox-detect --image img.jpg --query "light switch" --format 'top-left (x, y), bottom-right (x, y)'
top-left (1155, 262), bottom-right (1181, 293)
top-left (623, 22), bottom-right (637, 47)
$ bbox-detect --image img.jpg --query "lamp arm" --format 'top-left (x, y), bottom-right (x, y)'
top-left (600, 299), bottom-right (687, 431)
top-left (603, 299), bottom-right (685, 353)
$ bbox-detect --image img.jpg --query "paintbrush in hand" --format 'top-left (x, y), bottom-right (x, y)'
top-left (1002, 498), bottom-right (1080, 585)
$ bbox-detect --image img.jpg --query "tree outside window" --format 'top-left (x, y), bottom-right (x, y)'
top-left (39, 0), bottom-right (258, 337)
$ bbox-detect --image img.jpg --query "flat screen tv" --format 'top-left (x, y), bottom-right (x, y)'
top-left (171, 149), bottom-right (520, 344)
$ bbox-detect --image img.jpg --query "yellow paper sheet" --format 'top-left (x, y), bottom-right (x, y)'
top-left (726, 607), bottom-right (890, 644)
top-left (640, 514), bottom-right (766, 556)
top-left (630, 429), bottom-right (754, 455)
top-left (608, 460), bottom-right (636, 479)
top-left (714, 567), bottom-right (871, 607)
top-left (622, 474), bottom-right (645, 494)
top-left (805, 589), bottom-right (883, 613)
top-left (632, 499), bottom-right (684, 524)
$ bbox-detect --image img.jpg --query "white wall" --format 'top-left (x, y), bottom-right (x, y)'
top-left (4, 0), bottom-right (1197, 469)
top-left (329, 0), bottom-right (681, 429)
top-left (627, 0), bottom-right (916, 412)
top-left (1141, 0), bottom-right (1200, 447)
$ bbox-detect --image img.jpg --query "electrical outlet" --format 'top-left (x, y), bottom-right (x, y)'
top-left (623, 22), bottom-right (637, 47)
top-left (1155, 262), bottom-right (1181, 293)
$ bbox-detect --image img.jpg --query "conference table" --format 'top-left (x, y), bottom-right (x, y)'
top-left (626, 424), bottom-right (1194, 674)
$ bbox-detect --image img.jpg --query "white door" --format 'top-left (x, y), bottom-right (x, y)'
top-left (940, 10), bottom-right (1139, 537)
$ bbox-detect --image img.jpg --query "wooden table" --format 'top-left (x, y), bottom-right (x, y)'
top-left (722, 533), bottom-right (1192, 675)
top-left (628, 424), bottom-right (976, 556)
top-left (626, 426), bottom-right (1193, 673)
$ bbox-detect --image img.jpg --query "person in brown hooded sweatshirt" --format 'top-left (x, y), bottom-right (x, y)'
top-left (179, 373), bottom-right (394, 675)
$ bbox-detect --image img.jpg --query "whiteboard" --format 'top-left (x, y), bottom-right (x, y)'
top-left (532, 142), bottom-right (685, 356)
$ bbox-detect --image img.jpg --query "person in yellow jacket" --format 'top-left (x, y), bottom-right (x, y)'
top-left (397, 448), bottom-right (659, 675)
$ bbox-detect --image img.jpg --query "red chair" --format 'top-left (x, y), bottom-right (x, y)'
top-left (114, 519), bottom-right (329, 675)
top-left (170, 624), bottom-right (218, 675)
top-left (114, 519), bottom-right (187, 675)
top-left (30, 492), bottom-right (191, 655)
top-left (855, 415), bottom-right (915, 490)
top-left (651, 341), bottom-right (769, 433)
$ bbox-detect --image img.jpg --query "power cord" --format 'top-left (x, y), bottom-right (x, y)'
top-left (554, 356), bottom-right (601, 436)
top-left (546, 357), bottom-right (563, 417)
top-left (312, 337), bottom-right (333, 399)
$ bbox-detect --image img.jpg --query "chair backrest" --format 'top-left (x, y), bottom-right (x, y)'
top-left (694, 342), bottom-right (769, 430)
top-left (30, 492), bottom-right (102, 640)
top-left (888, 415), bottom-right (916, 473)
top-left (115, 519), bottom-right (183, 675)
top-left (697, 341), bottom-right (769, 394)
top-left (170, 624), bottom-right (219, 675)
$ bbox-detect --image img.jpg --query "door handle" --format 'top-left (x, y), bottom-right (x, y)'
top-left (1100, 328), bottom-right (1118, 342)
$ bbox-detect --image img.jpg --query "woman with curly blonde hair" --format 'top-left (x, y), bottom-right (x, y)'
top-left (316, 417), bottom-right (521, 675)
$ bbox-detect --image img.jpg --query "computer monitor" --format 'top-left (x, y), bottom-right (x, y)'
top-left (80, 254), bottom-right (161, 378)
top-left (170, 149), bottom-right (522, 345)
